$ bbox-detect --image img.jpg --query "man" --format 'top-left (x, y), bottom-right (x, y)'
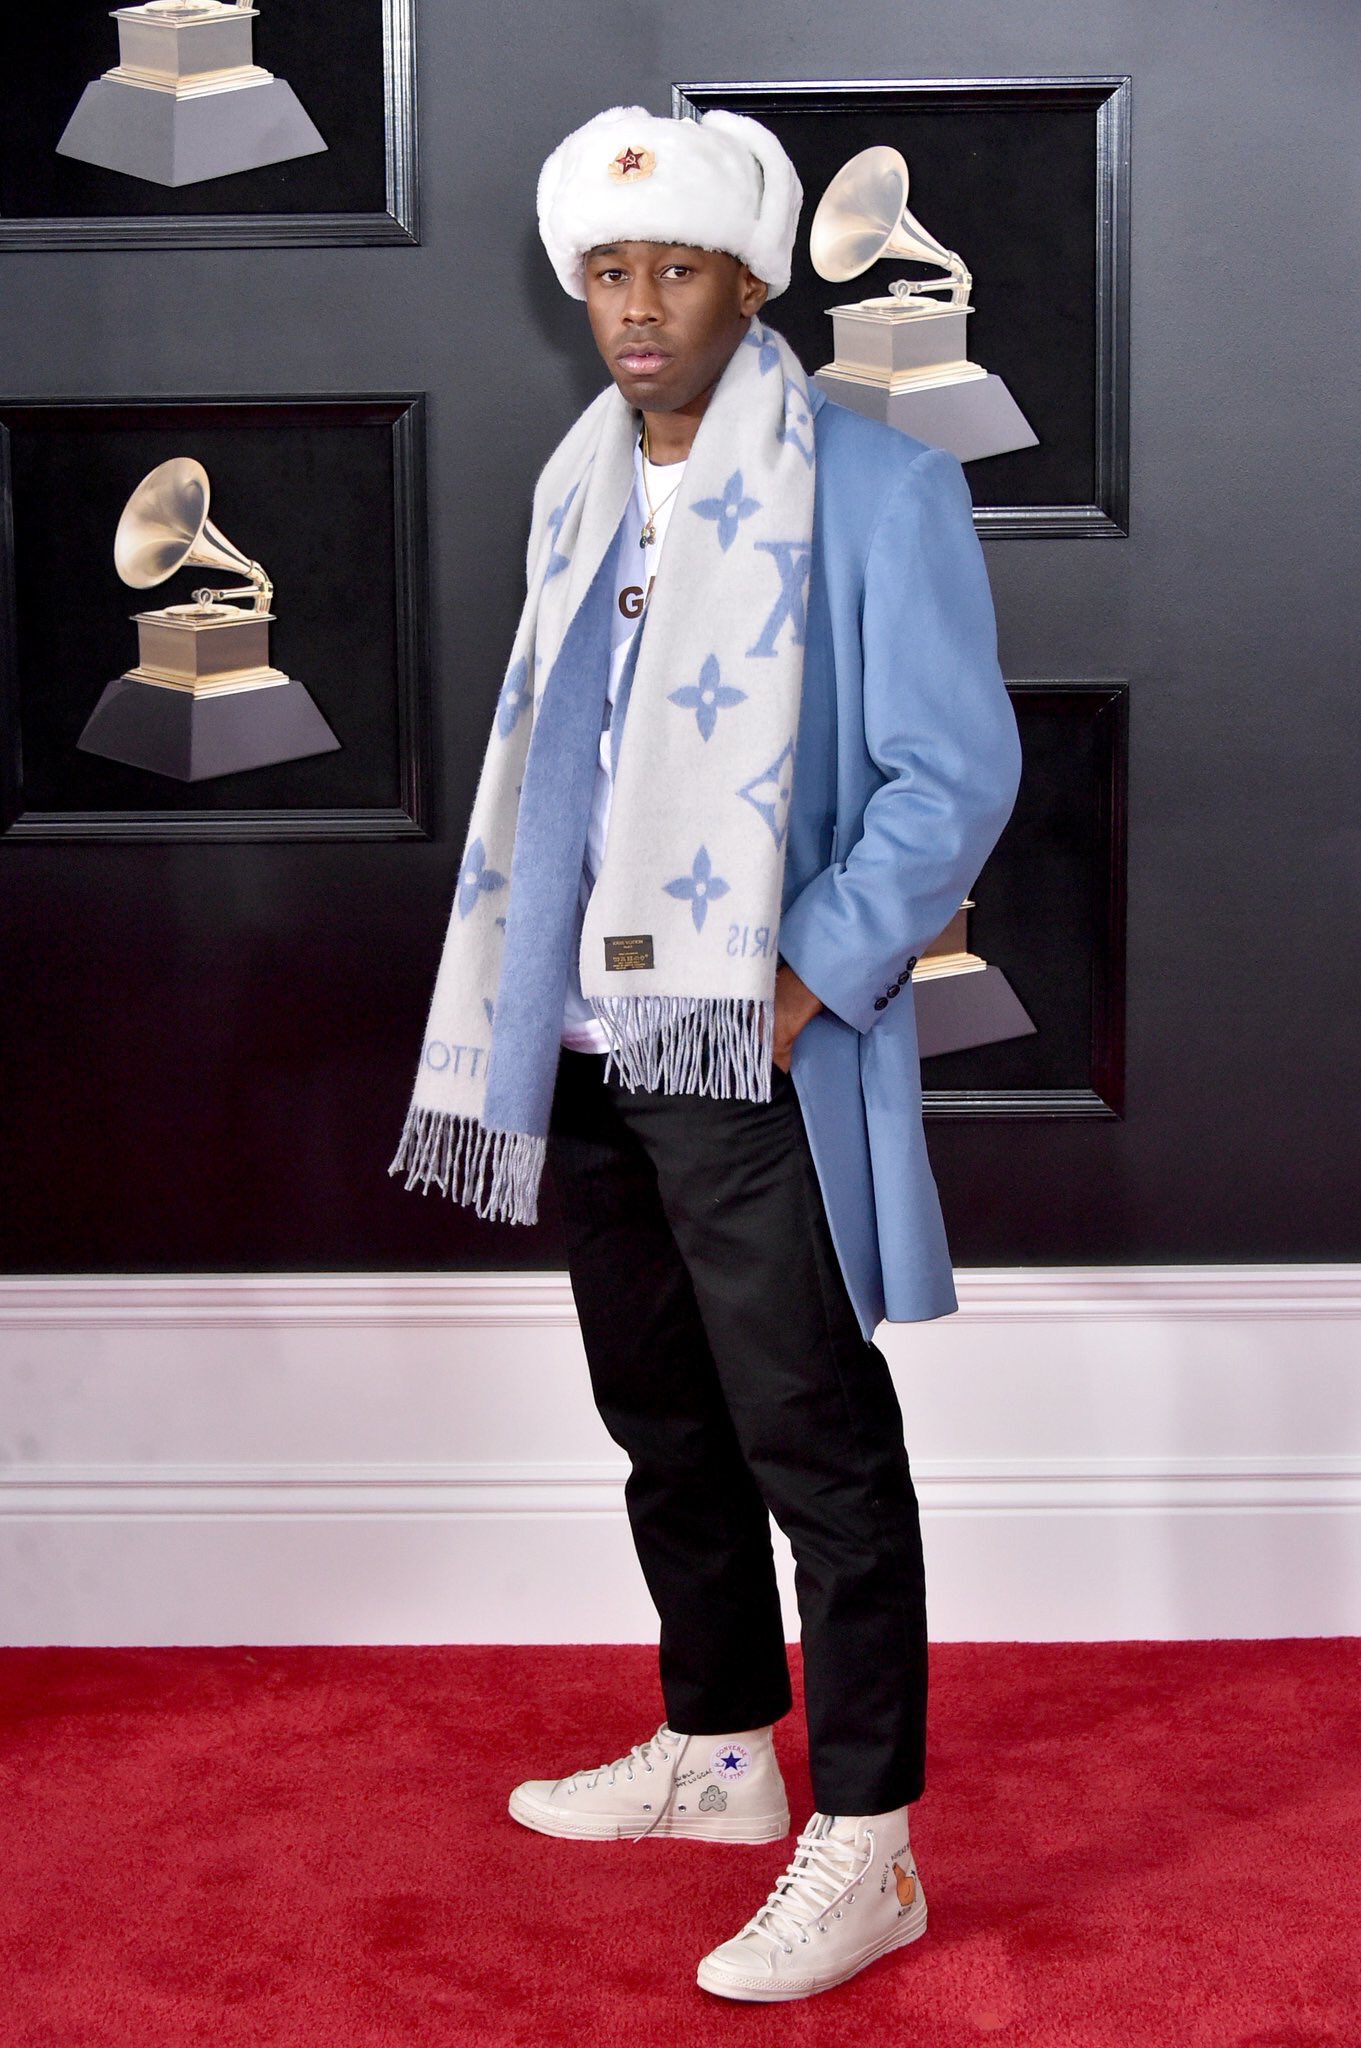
top-left (391, 104), bottom-right (1021, 2002)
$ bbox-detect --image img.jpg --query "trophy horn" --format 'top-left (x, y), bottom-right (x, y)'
top-left (113, 456), bottom-right (272, 615)
top-left (809, 145), bottom-right (971, 306)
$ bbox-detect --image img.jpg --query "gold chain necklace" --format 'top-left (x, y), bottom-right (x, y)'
top-left (638, 420), bottom-right (685, 548)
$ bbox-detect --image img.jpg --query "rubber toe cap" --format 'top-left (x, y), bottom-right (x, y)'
top-left (698, 1935), bottom-right (776, 1988)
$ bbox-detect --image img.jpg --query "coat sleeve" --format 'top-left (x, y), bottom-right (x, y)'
top-left (776, 444), bottom-right (1022, 1035)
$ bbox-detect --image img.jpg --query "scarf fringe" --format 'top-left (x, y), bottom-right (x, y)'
top-left (387, 1105), bottom-right (546, 1225)
top-left (589, 994), bottom-right (775, 1099)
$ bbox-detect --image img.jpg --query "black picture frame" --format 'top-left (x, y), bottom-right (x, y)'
top-left (674, 77), bottom-right (1131, 538)
top-left (0, 0), bottom-right (418, 249)
top-left (921, 681), bottom-right (1128, 1119)
top-left (0, 394), bottom-right (431, 841)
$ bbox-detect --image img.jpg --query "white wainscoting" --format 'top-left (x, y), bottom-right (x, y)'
top-left (1, 1267), bottom-right (1358, 1646)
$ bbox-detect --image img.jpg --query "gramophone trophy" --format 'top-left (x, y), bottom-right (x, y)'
top-left (911, 898), bottom-right (1037, 1060)
top-left (808, 146), bottom-right (1037, 465)
top-left (57, 1), bottom-right (326, 189)
top-left (77, 457), bottom-right (340, 782)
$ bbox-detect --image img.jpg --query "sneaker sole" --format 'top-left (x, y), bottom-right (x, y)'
top-left (507, 1786), bottom-right (790, 1844)
top-left (696, 1900), bottom-right (929, 2001)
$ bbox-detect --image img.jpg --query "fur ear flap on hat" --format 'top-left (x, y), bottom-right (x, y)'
top-left (536, 105), bottom-right (803, 300)
top-left (694, 109), bottom-right (803, 300)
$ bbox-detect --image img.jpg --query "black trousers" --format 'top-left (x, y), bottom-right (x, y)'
top-left (545, 1044), bottom-right (929, 1813)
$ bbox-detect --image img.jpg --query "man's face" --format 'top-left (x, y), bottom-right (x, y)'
top-left (582, 241), bottom-right (769, 414)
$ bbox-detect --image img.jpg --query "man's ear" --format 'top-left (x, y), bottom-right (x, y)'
top-left (738, 264), bottom-right (770, 317)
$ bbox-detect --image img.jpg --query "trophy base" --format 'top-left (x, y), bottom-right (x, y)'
top-left (826, 298), bottom-right (974, 381)
top-left (914, 964), bottom-right (1037, 1060)
top-left (913, 951), bottom-right (987, 982)
top-left (56, 75), bottom-right (326, 188)
top-left (77, 675), bottom-right (340, 782)
top-left (814, 368), bottom-right (1039, 465)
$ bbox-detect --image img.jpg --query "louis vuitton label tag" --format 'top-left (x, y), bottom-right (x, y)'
top-left (604, 934), bottom-right (654, 972)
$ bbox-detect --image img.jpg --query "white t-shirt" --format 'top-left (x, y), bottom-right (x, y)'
top-left (560, 438), bottom-right (687, 1053)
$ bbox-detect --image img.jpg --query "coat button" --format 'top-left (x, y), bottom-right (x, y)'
top-left (906, 957), bottom-right (918, 972)
top-left (888, 984), bottom-right (901, 997)
top-left (873, 996), bottom-right (888, 1010)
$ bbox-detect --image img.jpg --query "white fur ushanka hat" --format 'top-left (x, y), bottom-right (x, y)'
top-left (536, 105), bottom-right (804, 301)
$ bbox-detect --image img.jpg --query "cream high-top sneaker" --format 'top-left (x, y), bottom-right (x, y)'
top-left (508, 1721), bottom-right (790, 1844)
top-left (696, 1806), bottom-right (927, 1999)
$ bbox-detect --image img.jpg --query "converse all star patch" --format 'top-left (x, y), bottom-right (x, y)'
top-left (710, 1741), bottom-right (752, 1780)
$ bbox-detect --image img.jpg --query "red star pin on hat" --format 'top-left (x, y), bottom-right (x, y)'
top-left (608, 143), bottom-right (655, 181)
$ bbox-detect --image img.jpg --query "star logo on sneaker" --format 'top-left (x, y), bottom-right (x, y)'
top-left (710, 1741), bottom-right (751, 1779)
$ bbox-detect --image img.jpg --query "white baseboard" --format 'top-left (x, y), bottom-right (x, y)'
top-left (2, 1267), bottom-right (1358, 1646)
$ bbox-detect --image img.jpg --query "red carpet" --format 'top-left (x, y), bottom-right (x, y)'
top-left (1, 1640), bottom-right (1358, 2046)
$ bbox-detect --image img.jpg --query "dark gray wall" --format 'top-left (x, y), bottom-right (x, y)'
top-left (3, 0), bottom-right (1359, 1272)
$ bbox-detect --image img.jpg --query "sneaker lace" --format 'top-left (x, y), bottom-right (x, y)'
top-left (737, 1816), bottom-right (872, 1954)
top-left (555, 1723), bottom-right (693, 1841)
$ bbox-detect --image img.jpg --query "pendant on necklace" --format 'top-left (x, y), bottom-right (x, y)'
top-left (639, 522), bottom-right (655, 547)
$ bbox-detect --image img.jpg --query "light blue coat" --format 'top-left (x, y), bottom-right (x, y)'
top-left (776, 391), bottom-right (1022, 1339)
